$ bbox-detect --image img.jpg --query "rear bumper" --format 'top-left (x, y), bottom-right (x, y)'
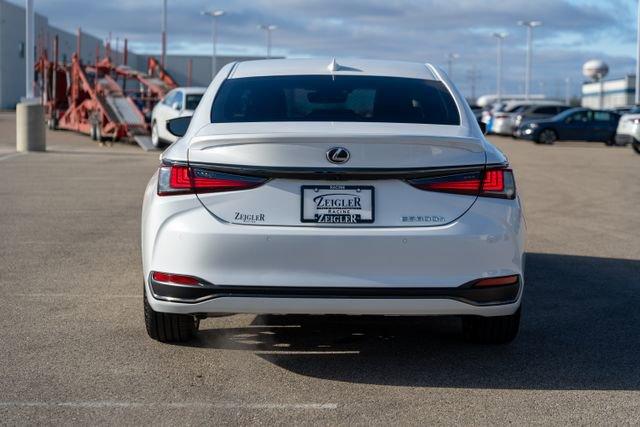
top-left (141, 175), bottom-right (525, 316)
top-left (148, 274), bottom-right (521, 306)
top-left (615, 133), bottom-right (635, 145)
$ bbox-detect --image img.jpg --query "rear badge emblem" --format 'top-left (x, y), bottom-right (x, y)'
top-left (326, 147), bottom-right (350, 164)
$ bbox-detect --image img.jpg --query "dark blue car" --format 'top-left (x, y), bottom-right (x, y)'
top-left (516, 108), bottom-right (620, 144)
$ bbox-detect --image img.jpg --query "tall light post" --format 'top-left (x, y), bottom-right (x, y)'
top-left (25, 0), bottom-right (34, 99)
top-left (492, 32), bottom-right (507, 102)
top-left (517, 20), bottom-right (542, 100)
top-left (446, 53), bottom-right (459, 80)
top-left (201, 9), bottom-right (225, 79)
top-left (161, 0), bottom-right (167, 68)
top-left (635, 1), bottom-right (640, 105)
top-left (258, 24), bottom-right (277, 58)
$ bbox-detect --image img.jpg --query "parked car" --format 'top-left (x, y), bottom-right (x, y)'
top-left (141, 58), bottom-right (525, 344)
top-left (151, 87), bottom-right (206, 147)
top-left (614, 107), bottom-right (640, 153)
top-left (516, 108), bottom-right (620, 144)
top-left (512, 104), bottom-right (572, 135)
top-left (492, 101), bottom-right (565, 136)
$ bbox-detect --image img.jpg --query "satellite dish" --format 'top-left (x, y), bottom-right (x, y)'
top-left (582, 59), bottom-right (609, 81)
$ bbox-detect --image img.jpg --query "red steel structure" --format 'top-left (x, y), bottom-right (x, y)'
top-left (35, 34), bottom-right (178, 148)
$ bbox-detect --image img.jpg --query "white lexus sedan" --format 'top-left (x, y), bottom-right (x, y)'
top-left (150, 87), bottom-right (206, 147)
top-left (141, 59), bottom-right (526, 344)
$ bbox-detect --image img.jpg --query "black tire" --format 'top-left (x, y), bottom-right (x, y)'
top-left (90, 125), bottom-right (97, 141)
top-left (537, 129), bottom-right (557, 145)
top-left (633, 141), bottom-right (640, 154)
top-left (462, 308), bottom-right (520, 344)
top-left (144, 289), bottom-right (199, 343)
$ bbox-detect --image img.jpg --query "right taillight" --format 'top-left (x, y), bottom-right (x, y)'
top-left (157, 163), bottom-right (267, 196)
top-left (408, 167), bottom-right (516, 199)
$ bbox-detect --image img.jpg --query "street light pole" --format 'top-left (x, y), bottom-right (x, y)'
top-left (492, 32), bottom-right (507, 102)
top-left (446, 53), bottom-right (459, 80)
top-left (201, 10), bottom-right (225, 79)
top-left (258, 24), bottom-right (277, 58)
top-left (518, 20), bottom-right (542, 100)
top-left (25, 0), bottom-right (34, 99)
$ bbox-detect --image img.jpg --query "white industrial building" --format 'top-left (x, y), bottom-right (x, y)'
top-left (581, 75), bottom-right (636, 109)
top-left (0, 0), bottom-right (266, 109)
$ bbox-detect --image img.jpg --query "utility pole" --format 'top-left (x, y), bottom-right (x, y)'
top-left (25, 0), bottom-right (34, 99)
top-left (161, 0), bottom-right (167, 67)
top-left (492, 32), bottom-right (507, 102)
top-left (565, 77), bottom-right (571, 105)
top-left (518, 20), bottom-right (542, 100)
top-left (467, 66), bottom-right (480, 103)
top-left (636, 0), bottom-right (640, 104)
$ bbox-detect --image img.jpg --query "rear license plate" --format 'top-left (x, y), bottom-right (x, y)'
top-left (301, 185), bottom-right (374, 224)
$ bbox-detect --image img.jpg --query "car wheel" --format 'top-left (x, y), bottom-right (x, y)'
top-left (89, 124), bottom-right (97, 141)
top-left (538, 129), bottom-right (557, 145)
top-left (151, 121), bottom-right (161, 148)
top-left (462, 308), bottom-right (520, 344)
top-left (633, 140), bottom-right (640, 154)
top-left (144, 287), bottom-right (199, 343)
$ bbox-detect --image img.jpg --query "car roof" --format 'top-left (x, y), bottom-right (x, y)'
top-left (228, 58), bottom-right (438, 80)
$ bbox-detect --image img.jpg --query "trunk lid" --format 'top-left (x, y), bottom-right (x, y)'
top-left (188, 122), bottom-right (486, 227)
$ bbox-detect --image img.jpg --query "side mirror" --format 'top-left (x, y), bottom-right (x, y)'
top-left (166, 116), bottom-right (192, 137)
top-left (478, 120), bottom-right (487, 135)
top-left (171, 102), bottom-right (182, 111)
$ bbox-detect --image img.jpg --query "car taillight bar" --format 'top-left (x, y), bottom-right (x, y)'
top-left (157, 164), bottom-right (267, 196)
top-left (151, 271), bottom-right (201, 286)
top-left (408, 167), bottom-right (516, 199)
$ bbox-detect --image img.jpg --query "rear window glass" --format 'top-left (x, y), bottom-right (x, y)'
top-left (211, 75), bottom-right (460, 125)
top-left (186, 94), bottom-right (203, 111)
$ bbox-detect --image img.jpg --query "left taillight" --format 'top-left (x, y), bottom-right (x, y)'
top-left (408, 167), bottom-right (516, 199)
top-left (157, 164), bottom-right (267, 196)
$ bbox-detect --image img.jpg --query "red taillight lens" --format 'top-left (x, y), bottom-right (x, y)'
top-left (152, 271), bottom-right (200, 286)
top-left (472, 275), bottom-right (519, 288)
top-left (158, 164), bottom-right (267, 196)
top-left (408, 168), bottom-right (516, 199)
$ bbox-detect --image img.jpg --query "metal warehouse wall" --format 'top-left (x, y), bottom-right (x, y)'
top-left (0, 0), bottom-right (269, 108)
top-left (582, 75), bottom-right (636, 109)
top-left (0, 0), bottom-right (102, 108)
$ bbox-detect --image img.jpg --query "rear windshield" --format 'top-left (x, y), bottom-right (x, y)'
top-left (211, 75), bottom-right (460, 125)
top-left (186, 94), bottom-right (203, 111)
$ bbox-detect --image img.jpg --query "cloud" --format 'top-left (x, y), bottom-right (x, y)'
top-left (26, 0), bottom-right (635, 98)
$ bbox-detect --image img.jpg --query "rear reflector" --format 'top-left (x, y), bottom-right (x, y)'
top-left (158, 164), bottom-right (267, 196)
top-left (473, 275), bottom-right (519, 288)
top-left (408, 167), bottom-right (516, 199)
top-left (151, 271), bottom-right (201, 286)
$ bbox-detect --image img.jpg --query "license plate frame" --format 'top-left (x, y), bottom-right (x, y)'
top-left (300, 185), bottom-right (375, 224)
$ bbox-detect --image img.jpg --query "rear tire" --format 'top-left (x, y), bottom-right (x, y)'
top-left (144, 288), bottom-right (199, 343)
top-left (462, 308), bottom-right (520, 344)
top-left (537, 129), bottom-right (557, 145)
top-left (633, 140), bottom-right (640, 154)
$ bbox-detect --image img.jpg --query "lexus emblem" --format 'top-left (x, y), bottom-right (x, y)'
top-left (326, 147), bottom-right (350, 164)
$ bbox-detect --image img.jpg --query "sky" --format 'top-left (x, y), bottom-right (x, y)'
top-left (24, 0), bottom-right (639, 99)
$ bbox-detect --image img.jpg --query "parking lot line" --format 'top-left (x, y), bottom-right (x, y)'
top-left (0, 401), bottom-right (338, 410)
top-left (0, 152), bottom-right (24, 161)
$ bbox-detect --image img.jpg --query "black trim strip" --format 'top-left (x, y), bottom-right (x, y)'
top-left (184, 162), bottom-right (493, 181)
top-left (149, 275), bottom-right (520, 307)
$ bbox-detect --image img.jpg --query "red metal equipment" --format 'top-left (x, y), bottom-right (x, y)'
top-left (35, 38), bottom-right (178, 150)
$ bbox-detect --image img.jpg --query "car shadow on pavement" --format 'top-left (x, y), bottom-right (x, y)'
top-left (194, 253), bottom-right (640, 390)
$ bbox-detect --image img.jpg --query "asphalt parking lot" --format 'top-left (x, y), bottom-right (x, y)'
top-left (1, 110), bottom-right (640, 424)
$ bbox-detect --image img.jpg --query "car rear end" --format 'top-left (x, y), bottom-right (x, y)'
top-left (141, 59), bottom-right (525, 343)
top-left (615, 113), bottom-right (640, 146)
